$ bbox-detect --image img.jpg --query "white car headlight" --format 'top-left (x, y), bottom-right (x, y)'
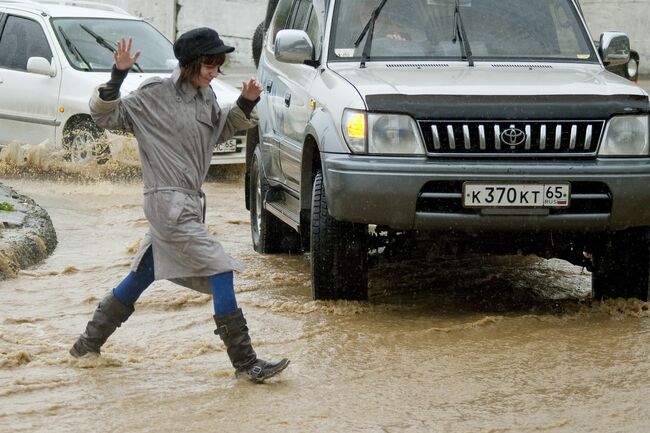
top-left (599, 115), bottom-right (649, 156)
top-left (342, 109), bottom-right (425, 155)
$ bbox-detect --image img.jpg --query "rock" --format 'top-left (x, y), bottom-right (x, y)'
top-left (0, 183), bottom-right (57, 280)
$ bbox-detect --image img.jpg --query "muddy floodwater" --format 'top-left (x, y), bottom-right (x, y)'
top-left (1, 155), bottom-right (649, 433)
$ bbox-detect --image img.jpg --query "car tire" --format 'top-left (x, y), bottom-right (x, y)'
top-left (310, 170), bottom-right (368, 301)
top-left (63, 117), bottom-right (110, 164)
top-left (252, 21), bottom-right (264, 69)
top-left (591, 229), bottom-right (650, 301)
top-left (249, 146), bottom-right (300, 253)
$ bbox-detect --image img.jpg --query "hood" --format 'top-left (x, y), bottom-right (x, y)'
top-left (330, 62), bottom-right (647, 98)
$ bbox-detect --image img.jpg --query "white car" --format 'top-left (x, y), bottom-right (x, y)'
top-left (0, 0), bottom-right (245, 164)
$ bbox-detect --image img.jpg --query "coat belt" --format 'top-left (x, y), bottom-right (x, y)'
top-left (143, 186), bottom-right (207, 222)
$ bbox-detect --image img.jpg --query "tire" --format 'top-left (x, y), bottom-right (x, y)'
top-left (591, 229), bottom-right (650, 301)
top-left (62, 117), bottom-right (110, 164)
top-left (249, 146), bottom-right (300, 253)
top-left (252, 21), bottom-right (265, 69)
top-left (310, 170), bottom-right (368, 300)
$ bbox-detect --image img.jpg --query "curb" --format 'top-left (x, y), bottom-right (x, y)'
top-left (0, 184), bottom-right (57, 280)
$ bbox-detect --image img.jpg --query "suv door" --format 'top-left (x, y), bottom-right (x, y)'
top-left (262, 0), bottom-right (321, 193)
top-left (276, 0), bottom-right (320, 192)
top-left (0, 12), bottom-right (62, 147)
top-left (258, 0), bottom-right (293, 186)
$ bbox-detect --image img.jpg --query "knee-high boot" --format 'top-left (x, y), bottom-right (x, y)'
top-left (69, 291), bottom-right (134, 357)
top-left (214, 308), bottom-right (289, 383)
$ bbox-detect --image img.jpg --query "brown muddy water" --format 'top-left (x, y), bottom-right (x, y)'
top-left (0, 145), bottom-right (649, 433)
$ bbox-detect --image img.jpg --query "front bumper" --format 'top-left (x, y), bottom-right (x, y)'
top-left (322, 153), bottom-right (650, 232)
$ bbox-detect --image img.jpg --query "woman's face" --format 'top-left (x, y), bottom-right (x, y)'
top-left (193, 63), bottom-right (221, 88)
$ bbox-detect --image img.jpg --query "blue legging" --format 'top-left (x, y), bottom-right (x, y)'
top-left (112, 247), bottom-right (238, 316)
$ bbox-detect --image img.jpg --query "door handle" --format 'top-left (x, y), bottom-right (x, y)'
top-left (284, 92), bottom-right (291, 107)
top-left (265, 80), bottom-right (273, 92)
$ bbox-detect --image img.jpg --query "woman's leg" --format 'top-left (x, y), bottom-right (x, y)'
top-left (70, 248), bottom-right (155, 357)
top-left (113, 247), bottom-right (155, 307)
top-left (208, 271), bottom-right (238, 316)
top-left (210, 271), bottom-right (289, 383)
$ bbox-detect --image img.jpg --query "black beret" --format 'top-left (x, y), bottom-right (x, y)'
top-left (173, 27), bottom-right (235, 66)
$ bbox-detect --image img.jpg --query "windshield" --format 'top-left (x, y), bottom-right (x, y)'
top-left (329, 0), bottom-right (596, 63)
top-left (52, 18), bottom-right (175, 72)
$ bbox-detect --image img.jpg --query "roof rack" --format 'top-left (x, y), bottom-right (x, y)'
top-left (1, 0), bottom-right (129, 14)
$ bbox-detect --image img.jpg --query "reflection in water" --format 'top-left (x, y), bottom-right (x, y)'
top-left (0, 146), bottom-right (649, 433)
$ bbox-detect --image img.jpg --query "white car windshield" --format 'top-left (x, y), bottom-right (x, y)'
top-left (52, 18), bottom-right (175, 72)
top-left (330, 0), bottom-right (597, 63)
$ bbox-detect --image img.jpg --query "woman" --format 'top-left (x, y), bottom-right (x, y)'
top-left (69, 28), bottom-right (289, 383)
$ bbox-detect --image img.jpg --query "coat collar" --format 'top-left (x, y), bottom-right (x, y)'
top-left (172, 66), bottom-right (213, 103)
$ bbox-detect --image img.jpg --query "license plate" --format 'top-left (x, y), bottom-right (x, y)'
top-left (214, 139), bottom-right (237, 153)
top-left (462, 182), bottom-right (570, 208)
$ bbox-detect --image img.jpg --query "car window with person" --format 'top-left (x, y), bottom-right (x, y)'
top-left (330, 0), bottom-right (597, 61)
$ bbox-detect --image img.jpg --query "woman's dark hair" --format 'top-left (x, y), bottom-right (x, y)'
top-left (179, 53), bottom-right (226, 84)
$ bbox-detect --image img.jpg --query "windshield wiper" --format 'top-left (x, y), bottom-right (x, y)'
top-left (452, 0), bottom-right (474, 66)
top-left (79, 24), bottom-right (144, 72)
top-left (58, 26), bottom-right (92, 71)
top-left (353, 0), bottom-right (389, 68)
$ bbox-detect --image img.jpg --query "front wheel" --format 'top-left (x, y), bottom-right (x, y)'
top-left (310, 170), bottom-right (368, 300)
top-left (62, 117), bottom-right (110, 164)
top-left (591, 229), bottom-right (650, 301)
top-left (249, 146), bottom-right (299, 253)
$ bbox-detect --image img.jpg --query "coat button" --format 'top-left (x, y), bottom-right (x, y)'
top-left (176, 97), bottom-right (181, 102)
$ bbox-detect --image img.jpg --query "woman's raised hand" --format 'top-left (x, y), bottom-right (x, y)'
top-left (114, 37), bottom-right (141, 71)
top-left (241, 77), bottom-right (263, 101)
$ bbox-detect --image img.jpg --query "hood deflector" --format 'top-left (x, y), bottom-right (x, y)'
top-left (365, 94), bottom-right (650, 120)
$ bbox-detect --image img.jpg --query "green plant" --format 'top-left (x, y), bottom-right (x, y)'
top-left (0, 201), bottom-right (16, 212)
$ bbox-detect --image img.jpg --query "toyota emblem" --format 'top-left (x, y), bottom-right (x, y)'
top-left (500, 127), bottom-right (526, 147)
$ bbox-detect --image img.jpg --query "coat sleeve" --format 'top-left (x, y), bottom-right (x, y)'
top-left (89, 84), bottom-right (135, 133)
top-left (215, 104), bottom-right (258, 144)
top-left (89, 77), bottom-right (162, 133)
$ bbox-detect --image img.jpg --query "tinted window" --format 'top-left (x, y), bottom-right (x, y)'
top-left (306, 7), bottom-right (321, 56)
top-left (0, 15), bottom-right (52, 71)
top-left (290, 0), bottom-right (312, 30)
top-left (268, 0), bottom-right (294, 48)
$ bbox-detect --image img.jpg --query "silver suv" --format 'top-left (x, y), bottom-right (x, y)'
top-left (247, 0), bottom-right (650, 302)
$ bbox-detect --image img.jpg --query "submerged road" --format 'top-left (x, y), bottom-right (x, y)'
top-left (0, 171), bottom-right (649, 433)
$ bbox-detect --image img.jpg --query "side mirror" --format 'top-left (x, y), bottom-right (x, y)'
top-left (274, 29), bottom-right (314, 65)
top-left (27, 57), bottom-right (56, 77)
top-left (599, 32), bottom-right (630, 66)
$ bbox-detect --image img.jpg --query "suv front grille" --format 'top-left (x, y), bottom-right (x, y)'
top-left (416, 181), bottom-right (612, 215)
top-left (418, 120), bottom-right (605, 157)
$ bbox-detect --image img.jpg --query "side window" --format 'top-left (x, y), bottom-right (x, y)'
top-left (305, 7), bottom-right (322, 57)
top-left (0, 15), bottom-right (52, 71)
top-left (290, 0), bottom-right (312, 31)
top-left (268, 0), bottom-right (295, 49)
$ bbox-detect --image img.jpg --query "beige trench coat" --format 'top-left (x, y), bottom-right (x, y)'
top-left (89, 68), bottom-right (256, 294)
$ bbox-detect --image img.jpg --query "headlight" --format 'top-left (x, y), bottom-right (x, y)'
top-left (342, 109), bottom-right (425, 155)
top-left (599, 115), bottom-right (649, 156)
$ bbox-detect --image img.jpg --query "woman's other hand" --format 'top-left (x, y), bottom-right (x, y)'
top-left (241, 78), bottom-right (263, 101)
top-left (114, 37), bottom-right (141, 71)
